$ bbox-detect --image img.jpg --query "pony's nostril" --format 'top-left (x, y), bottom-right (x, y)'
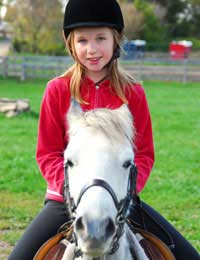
top-left (105, 217), bottom-right (115, 238)
top-left (75, 217), bottom-right (84, 231)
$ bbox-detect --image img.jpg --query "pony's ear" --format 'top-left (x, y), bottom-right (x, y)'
top-left (69, 99), bottom-right (83, 116)
top-left (115, 104), bottom-right (131, 122)
top-left (67, 99), bottom-right (83, 129)
top-left (114, 104), bottom-right (135, 140)
top-left (116, 104), bottom-right (129, 114)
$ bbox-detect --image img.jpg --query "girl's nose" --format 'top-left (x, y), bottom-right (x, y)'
top-left (87, 42), bottom-right (97, 54)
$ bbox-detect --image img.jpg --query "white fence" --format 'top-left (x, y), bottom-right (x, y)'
top-left (0, 56), bottom-right (73, 80)
top-left (122, 58), bottom-right (200, 83)
top-left (0, 55), bottom-right (200, 83)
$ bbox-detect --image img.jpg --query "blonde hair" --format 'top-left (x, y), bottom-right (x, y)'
top-left (61, 29), bottom-right (136, 104)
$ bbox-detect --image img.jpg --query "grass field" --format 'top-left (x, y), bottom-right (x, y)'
top-left (0, 77), bottom-right (199, 256)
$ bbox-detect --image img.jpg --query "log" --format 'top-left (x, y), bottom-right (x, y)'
top-left (0, 98), bottom-right (30, 117)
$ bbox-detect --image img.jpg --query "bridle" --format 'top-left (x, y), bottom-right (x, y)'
top-left (63, 160), bottom-right (138, 257)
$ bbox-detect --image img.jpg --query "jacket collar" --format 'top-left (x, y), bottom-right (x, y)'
top-left (82, 76), bottom-right (111, 88)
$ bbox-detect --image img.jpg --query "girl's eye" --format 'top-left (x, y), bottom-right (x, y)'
top-left (77, 39), bottom-right (87, 43)
top-left (97, 37), bottom-right (106, 41)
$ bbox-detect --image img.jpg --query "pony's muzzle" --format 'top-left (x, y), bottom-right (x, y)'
top-left (75, 215), bottom-right (116, 247)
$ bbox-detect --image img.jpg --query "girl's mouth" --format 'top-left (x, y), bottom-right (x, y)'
top-left (88, 57), bottom-right (101, 65)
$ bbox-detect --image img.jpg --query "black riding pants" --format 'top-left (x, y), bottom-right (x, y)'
top-left (8, 200), bottom-right (199, 260)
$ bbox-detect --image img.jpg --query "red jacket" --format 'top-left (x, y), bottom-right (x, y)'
top-left (36, 76), bottom-right (154, 202)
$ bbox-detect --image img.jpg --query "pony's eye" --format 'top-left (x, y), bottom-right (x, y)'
top-left (122, 160), bottom-right (132, 169)
top-left (67, 159), bottom-right (74, 168)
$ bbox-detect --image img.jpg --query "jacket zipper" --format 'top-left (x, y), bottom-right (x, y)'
top-left (94, 85), bottom-right (100, 108)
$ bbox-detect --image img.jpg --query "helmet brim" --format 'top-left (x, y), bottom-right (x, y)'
top-left (63, 22), bottom-right (123, 39)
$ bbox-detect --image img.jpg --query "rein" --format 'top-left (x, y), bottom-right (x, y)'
top-left (63, 161), bottom-right (138, 257)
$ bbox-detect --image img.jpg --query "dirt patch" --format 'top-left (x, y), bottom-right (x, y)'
top-left (0, 240), bottom-right (13, 259)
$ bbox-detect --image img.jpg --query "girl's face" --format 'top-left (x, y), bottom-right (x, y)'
top-left (73, 27), bottom-right (114, 81)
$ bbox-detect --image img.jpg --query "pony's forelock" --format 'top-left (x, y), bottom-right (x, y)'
top-left (68, 105), bottom-right (135, 145)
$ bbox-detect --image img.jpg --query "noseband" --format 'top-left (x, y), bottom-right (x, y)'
top-left (63, 161), bottom-right (138, 256)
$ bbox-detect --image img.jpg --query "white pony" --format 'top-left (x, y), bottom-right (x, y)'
top-left (62, 100), bottom-right (149, 260)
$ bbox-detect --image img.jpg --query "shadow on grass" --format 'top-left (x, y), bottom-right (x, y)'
top-left (17, 110), bottom-right (39, 119)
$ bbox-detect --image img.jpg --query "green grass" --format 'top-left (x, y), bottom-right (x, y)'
top-left (142, 81), bottom-right (200, 249)
top-left (0, 78), bottom-right (199, 254)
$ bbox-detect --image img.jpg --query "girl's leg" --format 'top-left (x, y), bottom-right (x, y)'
top-left (8, 200), bottom-right (70, 260)
top-left (129, 200), bottom-right (200, 260)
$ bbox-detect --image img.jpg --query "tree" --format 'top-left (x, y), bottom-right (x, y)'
top-left (134, 0), bottom-right (168, 44)
top-left (118, 0), bottom-right (200, 47)
top-left (0, 0), bottom-right (6, 22)
top-left (153, 0), bottom-right (200, 38)
top-left (5, 0), bottom-right (65, 54)
top-left (153, 0), bottom-right (195, 37)
top-left (121, 2), bottom-right (144, 39)
top-left (186, 0), bottom-right (200, 37)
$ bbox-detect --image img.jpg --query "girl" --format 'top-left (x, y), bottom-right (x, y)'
top-left (9, 0), bottom-right (199, 259)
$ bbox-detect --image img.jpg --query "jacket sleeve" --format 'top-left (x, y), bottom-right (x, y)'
top-left (36, 80), bottom-right (69, 198)
top-left (128, 85), bottom-right (155, 193)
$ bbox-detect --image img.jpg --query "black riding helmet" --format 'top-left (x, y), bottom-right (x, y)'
top-left (63, 0), bottom-right (124, 39)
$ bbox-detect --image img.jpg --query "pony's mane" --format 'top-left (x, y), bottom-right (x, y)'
top-left (70, 106), bottom-right (135, 144)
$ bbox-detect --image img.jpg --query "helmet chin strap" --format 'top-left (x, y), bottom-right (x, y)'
top-left (93, 47), bottom-right (120, 85)
top-left (113, 46), bottom-right (121, 59)
top-left (105, 45), bottom-right (121, 67)
top-left (98, 45), bottom-right (120, 81)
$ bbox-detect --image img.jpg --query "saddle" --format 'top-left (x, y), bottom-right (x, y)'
top-left (34, 222), bottom-right (175, 260)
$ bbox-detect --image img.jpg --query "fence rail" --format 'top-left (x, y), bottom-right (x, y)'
top-left (0, 55), bottom-right (200, 83)
top-left (0, 55), bottom-right (73, 80)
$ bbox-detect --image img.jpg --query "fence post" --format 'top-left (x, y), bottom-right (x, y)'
top-left (2, 56), bottom-right (8, 78)
top-left (21, 56), bottom-right (26, 81)
top-left (182, 58), bottom-right (188, 84)
top-left (138, 56), bottom-right (144, 81)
